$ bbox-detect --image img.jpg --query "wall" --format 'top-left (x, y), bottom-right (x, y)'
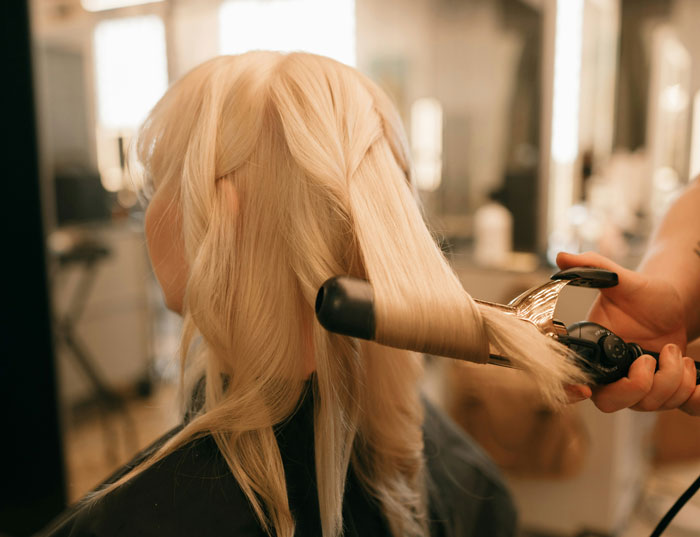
top-left (357, 0), bottom-right (530, 233)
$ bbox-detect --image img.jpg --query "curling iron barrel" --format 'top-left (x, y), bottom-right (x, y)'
top-left (315, 276), bottom-right (516, 367)
top-left (315, 275), bottom-right (494, 364)
top-left (315, 274), bottom-right (700, 386)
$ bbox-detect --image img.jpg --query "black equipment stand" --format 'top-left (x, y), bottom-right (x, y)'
top-left (51, 236), bottom-right (137, 464)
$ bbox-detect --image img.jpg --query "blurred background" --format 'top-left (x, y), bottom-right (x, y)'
top-left (3, 0), bottom-right (700, 535)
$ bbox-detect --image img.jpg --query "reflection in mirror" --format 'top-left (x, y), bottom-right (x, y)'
top-left (31, 0), bottom-right (550, 503)
top-left (545, 0), bottom-right (700, 268)
top-left (219, 0), bottom-right (356, 65)
top-left (33, 1), bottom-right (176, 502)
top-left (27, 1), bottom-right (700, 532)
top-left (692, 90), bottom-right (700, 180)
top-left (93, 14), bottom-right (168, 201)
top-left (374, 0), bottom-right (544, 259)
top-left (545, 0), bottom-right (623, 264)
top-left (31, 0), bottom-right (363, 505)
top-left (647, 26), bottom-right (691, 225)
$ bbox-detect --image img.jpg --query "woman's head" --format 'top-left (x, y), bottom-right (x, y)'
top-left (141, 48), bottom-right (493, 377)
top-left (138, 52), bottom-right (433, 537)
top-left (141, 51), bottom-right (416, 337)
top-left (134, 51), bottom-right (583, 537)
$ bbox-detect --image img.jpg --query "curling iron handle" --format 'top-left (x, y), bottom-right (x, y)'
top-left (627, 343), bottom-right (700, 385)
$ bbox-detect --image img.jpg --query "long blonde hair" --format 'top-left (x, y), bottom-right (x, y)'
top-left (114, 51), bottom-right (583, 537)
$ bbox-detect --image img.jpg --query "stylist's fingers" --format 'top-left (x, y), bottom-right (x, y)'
top-left (631, 344), bottom-right (684, 411)
top-left (660, 358), bottom-right (697, 410)
top-left (591, 355), bottom-right (656, 413)
top-left (680, 384), bottom-right (700, 416)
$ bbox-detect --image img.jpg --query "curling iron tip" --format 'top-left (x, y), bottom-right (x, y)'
top-left (315, 276), bottom-right (376, 341)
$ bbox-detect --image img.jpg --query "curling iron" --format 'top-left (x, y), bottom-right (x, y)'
top-left (314, 267), bottom-right (700, 385)
top-left (315, 267), bottom-right (700, 537)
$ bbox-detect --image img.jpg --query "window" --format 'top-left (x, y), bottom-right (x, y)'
top-left (94, 15), bottom-right (168, 130)
top-left (93, 15), bottom-right (168, 193)
top-left (219, 0), bottom-right (355, 66)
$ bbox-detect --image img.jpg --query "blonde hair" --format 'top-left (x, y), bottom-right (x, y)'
top-left (111, 51), bottom-right (583, 537)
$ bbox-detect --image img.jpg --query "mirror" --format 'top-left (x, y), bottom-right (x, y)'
top-left (27, 0), bottom-right (700, 521)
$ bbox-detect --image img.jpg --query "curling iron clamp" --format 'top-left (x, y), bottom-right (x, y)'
top-left (315, 267), bottom-right (700, 385)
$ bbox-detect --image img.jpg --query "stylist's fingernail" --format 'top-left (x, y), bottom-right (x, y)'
top-left (662, 344), bottom-right (674, 356)
top-left (668, 344), bottom-right (682, 359)
top-left (646, 356), bottom-right (657, 371)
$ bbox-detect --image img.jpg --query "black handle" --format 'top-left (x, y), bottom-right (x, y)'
top-left (625, 343), bottom-right (700, 384)
top-left (565, 321), bottom-right (700, 385)
top-left (315, 276), bottom-right (376, 341)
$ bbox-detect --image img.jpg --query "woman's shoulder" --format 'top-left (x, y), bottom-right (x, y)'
top-left (422, 397), bottom-right (517, 537)
top-left (36, 428), bottom-right (265, 537)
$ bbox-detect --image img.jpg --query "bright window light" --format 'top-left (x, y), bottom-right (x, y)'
top-left (691, 90), bottom-right (700, 180)
top-left (82, 0), bottom-right (163, 11)
top-left (94, 15), bottom-right (168, 130)
top-left (411, 98), bottom-right (443, 192)
top-left (551, 0), bottom-right (583, 163)
top-left (219, 0), bottom-right (356, 66)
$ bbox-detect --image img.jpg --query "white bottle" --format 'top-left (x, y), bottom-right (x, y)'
top-left (473, 199), bottom-right (513, 267)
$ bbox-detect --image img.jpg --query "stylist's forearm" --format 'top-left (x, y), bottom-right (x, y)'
top-left (638, 177), bottom-right (700, 341)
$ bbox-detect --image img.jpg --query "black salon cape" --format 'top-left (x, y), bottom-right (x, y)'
top-left (38, 394), bottom-right (515, 537)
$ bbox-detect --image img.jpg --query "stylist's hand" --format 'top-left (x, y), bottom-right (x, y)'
top-left (557, 251), bottom-right (700, 416)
